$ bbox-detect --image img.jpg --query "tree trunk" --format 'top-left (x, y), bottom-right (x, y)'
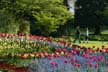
top-left (94, 25), bottom-right (101, 35)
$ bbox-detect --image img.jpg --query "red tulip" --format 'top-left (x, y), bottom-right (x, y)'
top-left (94, 63), bottom-right (98, 68)
top-left (89, 63), bottom-right (93, 67)
top-left (20, 53), bottom-right (25, 59)
top-left (34, 52), bottom-right (37, 56)
top-left (75, 63), bottom-right (81, 67)
top-left (57, 48), bottom-right (62, 53)
top-left (77, 63), bottom-right (81, 67)
top-left (96, 48), bottom-right (100, 51)
top-left (48, 57), bottom-right (52, 60)
top-left (63, 49), bottom-right (67, 53)
top-left (64, 59), bottom-right (68, 64)
top-left (83, 54), bottom-right (88, 59)
top-left (92, 50), bottom-right (95, 53)
top-left (47, 54), bottom-right (52, 57)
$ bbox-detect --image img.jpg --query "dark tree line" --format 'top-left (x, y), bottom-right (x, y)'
top-left (75, 0), bottom-right (108, 34)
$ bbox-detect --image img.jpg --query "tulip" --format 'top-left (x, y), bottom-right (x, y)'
top-left (89, 63), bottom-right (93, 67)
top-left (47, 54), bottom-right (52, 58)
top-left (93, 58), bottom-right (97, 61)
top-left (77, 63), bottom-right (81, 67)
top-left (98, 56), bottom-right (102, 62)
top-left (94, 63), bottom-right (98, 68)
top-left (71, 57), bottom-right (75, 62)
top-left (71, 61), bottom-right (74, 65)
top-left (96, 48), bottom-right (100, 52)
top-left (57, 48), bottom-right (62, 53)
top-left (48, 57), bottom-right (52, 60)
top-left (64, 59), bottom-right (68, 64)
top-left (66, 54), bottom-right (71, 58)
top-left (90, 55), bottom-right (94, 59)
top-left (51, 61), bottom-right (56, 66)
top-left (63, 49), bottom-right (67, 53)
top-left (75, 58), bottom-right (79, 63)
top-left (92, 50), bottom-right (95, 53)
top-left (34, 52), bottom-right (37, 56)
top-left (20, 54), bottom-right (25, 59)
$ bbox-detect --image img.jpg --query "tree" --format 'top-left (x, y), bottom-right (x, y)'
top-left (0, 9), bottom-right (19, 33)
top-left (75, 0), bottom-right (108, 34)
top-left (0, 0), bottom-right (72, 36)
top-left (30, 0), bottom-right (72, 36)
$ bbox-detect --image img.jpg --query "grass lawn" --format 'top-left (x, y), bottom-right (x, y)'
top-left (75, 41), bottom-right (108, 48)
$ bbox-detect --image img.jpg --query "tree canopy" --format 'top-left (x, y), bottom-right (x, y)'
top-left (0, 0), bottom-right (72, 35)
top-left (75, 0), bottom-right (108, 34)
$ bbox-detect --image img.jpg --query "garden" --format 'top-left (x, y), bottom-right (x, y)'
top-left (0, 33), bottom-right (108, 72)
top-left (0, 0), bottom-right (108, 72)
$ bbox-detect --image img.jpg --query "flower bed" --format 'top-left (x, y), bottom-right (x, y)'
top-left (0, 61), bottom-right (28, 72)
top-left (0, 33), bottom-right (108, 72)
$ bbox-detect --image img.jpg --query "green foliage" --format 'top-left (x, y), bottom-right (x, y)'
top-left (0, 10), bottom-right (19, 33)
top-left (75, 0), bottom-right (108, 34)
top-left (0, 0), bottom-right (72, 35)
top-left (31, 0), bottom-right (72, 35)
top-left (71, 34), bottom-right (108, 41)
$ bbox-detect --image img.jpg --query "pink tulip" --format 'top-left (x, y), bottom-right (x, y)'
top-left (51, 61), bottom-right (56, 66)
top-left (71, 61), bottom-right (74, 65)
top-left (66, 54), bottom-right (70, 58)
top-left (83, 54), bottom-right (88, 59)
top-left (71, 57), bottom-right (75, 61)
top-left (93, 58), bottom-right (97, 61)
top-left (98, 56), bottom-right (102, 62)
top-left (90, 55), bottom-right (94, 59)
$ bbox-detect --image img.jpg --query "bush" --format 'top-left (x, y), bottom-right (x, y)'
top-left (71, 34), bottom-right (108, 41)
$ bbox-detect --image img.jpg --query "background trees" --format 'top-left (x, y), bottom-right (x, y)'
top-left (0, 0), bottom-right (108, 36)
top-left (0, 0), bottom-right (72, 36)
top-left (75, 0), bottom-right (108, 34)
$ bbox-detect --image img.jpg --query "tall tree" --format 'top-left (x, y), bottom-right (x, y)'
top-left (0, 0), bottom-right (72, 35)
top-left (75, 0), bottom-right (108, 34)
